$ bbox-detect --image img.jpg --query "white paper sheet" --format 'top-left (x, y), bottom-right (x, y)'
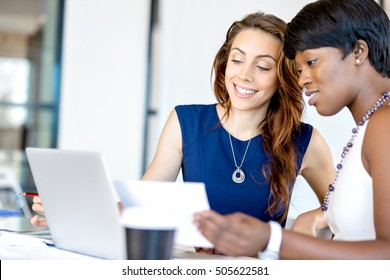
top-left (0, 231), bottom-right (98, 259)
top-left (114, 180), bottom-right (212, 248)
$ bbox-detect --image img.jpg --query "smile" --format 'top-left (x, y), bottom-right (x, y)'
top-left (304, 89), bottom-right (318, 99)
top-left (235, 85), bottom-right (257, 95)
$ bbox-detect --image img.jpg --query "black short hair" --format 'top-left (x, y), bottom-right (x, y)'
top-left (284, 0), bottom-right (390, 78)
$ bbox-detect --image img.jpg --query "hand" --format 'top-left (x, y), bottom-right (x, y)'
top-left (291, 207), bottom-right (328, 236)
top-left (194, 210), bottom-right (268, 257)
top-left (30, 196), bottom-right (48, 227)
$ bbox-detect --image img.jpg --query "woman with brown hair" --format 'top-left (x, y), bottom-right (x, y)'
top-left (142, 11), bottom-right (334, 232)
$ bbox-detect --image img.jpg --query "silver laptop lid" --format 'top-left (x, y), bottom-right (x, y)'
top-left (26, 147), bottom-right (125, 259)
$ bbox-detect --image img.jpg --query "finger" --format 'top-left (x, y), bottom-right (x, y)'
top-left (195, 211), bottom-right (225, 243)
top-left (32, 196), bottom-right (42, 204)
top-left (30, 215), bottom-right (48, 227)
top-left (32, 203), bottom-right (45, 216)
top-left (195, 211), bottom-right (262, 256)
top-left (195, 211), bottom-right (244, 254)
top-left (198, 210), bottom-right (230, 228)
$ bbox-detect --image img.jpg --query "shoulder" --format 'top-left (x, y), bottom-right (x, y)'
top-left (366, 104), bottom-right (390, 131)
top-left (174, 104), bottom-right (219, 144)
top-left (361, 103), bottom-right (390, 181)
top-left (299, 126), bottom-right (334, 179)
top-left (307, 126), bottom-right (329, 150)
top-left (299, 124), bottom-right (332, 164)
top-left (175, 104), bottom-right (216, 115)
top-left (363, 104), bottom-right (390, 154)
top-left (298, 122), bottom-right (313, 134)
top-left (292, 122), bottom-right (313, 147)
top-left (175, 104), bottom-right (217, 125)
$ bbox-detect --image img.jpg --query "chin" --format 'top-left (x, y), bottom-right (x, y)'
top-left (314, 106), bottom-right (339, 117)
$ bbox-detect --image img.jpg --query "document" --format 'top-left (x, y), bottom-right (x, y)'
top-left (0, 231), bottom-right (98, 259)
top-left (114, 180), bottom-right (213, 248)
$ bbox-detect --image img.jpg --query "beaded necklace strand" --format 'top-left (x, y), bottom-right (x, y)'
top-left (322, 92), bottom-right (390, 211)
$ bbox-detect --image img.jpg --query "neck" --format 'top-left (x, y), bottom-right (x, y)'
top-left (349, 76), bottom-right (390, 123)
top-left (217, 104), bottom-right (264, 140)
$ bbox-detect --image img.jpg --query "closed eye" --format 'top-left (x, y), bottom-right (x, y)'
top-left (257, 66), bottom-right (270, 71)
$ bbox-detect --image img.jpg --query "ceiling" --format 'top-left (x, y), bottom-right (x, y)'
top-left (0, 0), bottom-right (45, 35)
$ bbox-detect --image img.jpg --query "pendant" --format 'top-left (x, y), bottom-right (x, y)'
top-left (232, 168), bottom-right (245, 183)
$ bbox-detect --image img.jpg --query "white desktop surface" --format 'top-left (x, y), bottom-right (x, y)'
top-left (0, 217), bottom-right (254, 260)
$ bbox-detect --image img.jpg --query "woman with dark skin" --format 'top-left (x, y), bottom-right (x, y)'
top-left (195, 0), bottom-right (390, 259)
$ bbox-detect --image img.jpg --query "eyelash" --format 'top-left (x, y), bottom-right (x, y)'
top-left (307, 59), bottom-right (318, 66)
top-left (257, 66), bottom-right (270, 71)
top-left (297, 58), bottom-right (318, 75)
top-left (230, 60), bottom-right (270, 71)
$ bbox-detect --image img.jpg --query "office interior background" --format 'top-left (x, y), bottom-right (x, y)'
top-left (0, 0), bottom-right (389, 218)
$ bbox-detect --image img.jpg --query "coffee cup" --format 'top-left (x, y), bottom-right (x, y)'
top-left (121, 206), bottom-right (177, 260)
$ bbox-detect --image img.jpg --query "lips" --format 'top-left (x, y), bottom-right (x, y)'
top-left (304, 88), bottom-right (318, 97)
top-left (235, 84), bottom-right (257, 96)
top-left (304, 89), bottom-right (318, 105)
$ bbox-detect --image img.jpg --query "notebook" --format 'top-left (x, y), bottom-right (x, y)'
top-left (114, 180), bottom-right (212, 247)
top-left (25, 147), bottom-right (126, 259)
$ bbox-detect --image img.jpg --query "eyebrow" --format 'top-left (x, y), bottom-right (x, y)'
top-left (231, 47), bottom-right (277, 62)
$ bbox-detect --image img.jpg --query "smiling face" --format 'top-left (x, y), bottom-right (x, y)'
top-left (224, 29), bottom-right (281, 113)
top-left (295, 47), bottom-right (358, 116)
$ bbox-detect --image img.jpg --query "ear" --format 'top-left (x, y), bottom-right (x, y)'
top-left (353, 40), bottom-right (368, 65)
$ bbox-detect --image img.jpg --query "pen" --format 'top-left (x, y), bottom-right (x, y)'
top-left (19, 192), bottom-right (39, 197)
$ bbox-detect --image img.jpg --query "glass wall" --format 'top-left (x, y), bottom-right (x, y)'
top-left (0, 0), bottom-right (63, 192)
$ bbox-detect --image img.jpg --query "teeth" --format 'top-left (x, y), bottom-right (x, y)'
top-left (236, 85), bottom-right (256, 95)
top-left (309, 92), bottom-right (318, 98)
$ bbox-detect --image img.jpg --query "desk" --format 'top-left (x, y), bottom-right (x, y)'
top-left (0, 216), bottom-right (48, 233)
top-left (0, 216), bottom-right (253, 260)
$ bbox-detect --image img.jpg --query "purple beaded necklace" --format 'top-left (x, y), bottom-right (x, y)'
top-left (322, 92), bottom-right (390, 211)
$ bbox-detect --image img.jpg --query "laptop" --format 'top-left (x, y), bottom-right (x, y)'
top-left (25, 147), bottom-right (126, 259)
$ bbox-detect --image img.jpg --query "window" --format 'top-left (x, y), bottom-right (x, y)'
top-left (0, 0), bottom-right (63, 192)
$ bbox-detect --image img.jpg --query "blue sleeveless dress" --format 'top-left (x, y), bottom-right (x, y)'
top-left (175, 104), bottom-right (313, 226)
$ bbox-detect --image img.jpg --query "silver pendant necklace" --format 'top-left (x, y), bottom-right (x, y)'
top-left (228, 133), bottom-right (251, 183)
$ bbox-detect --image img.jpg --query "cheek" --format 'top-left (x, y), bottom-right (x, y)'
top-left (258, 73), bottom-right (279, 92)
top-left (224, 65), bottom-right (238, 88)
top-left (225, 63), bottom-right (238, 80)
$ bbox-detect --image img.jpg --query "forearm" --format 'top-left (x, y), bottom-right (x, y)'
top-left (280, 229), bottom-right (390, 259)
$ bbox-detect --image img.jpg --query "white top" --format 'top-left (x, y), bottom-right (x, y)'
top-left (325, 121), bottom-right (376, 240)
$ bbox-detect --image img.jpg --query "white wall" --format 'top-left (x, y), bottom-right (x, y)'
top-left (58, 0), bottom-right (150, 180)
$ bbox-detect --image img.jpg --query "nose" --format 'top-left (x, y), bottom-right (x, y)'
top-left (298, 68), bottom-right (311, 89)
top-left (239, 64), bottom-right (253, 82)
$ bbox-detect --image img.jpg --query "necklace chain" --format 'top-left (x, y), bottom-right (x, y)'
top-left (322, 92), bottom-right (390, 211)
top-left (229, 133), bottom-right (251, 184)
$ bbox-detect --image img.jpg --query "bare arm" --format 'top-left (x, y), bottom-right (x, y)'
top-left (195, 208), bottom-right (390, 259)
top-left (142, 108), bottom-right (183, 181)
top-left (292, 128), bottom-right (335, 235)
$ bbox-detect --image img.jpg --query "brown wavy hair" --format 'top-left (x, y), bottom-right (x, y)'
top-left (212, 12), bottom-right (303, 222)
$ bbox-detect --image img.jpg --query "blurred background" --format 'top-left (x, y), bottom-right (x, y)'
top-left (0, 0), bottom-right (388, 218)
